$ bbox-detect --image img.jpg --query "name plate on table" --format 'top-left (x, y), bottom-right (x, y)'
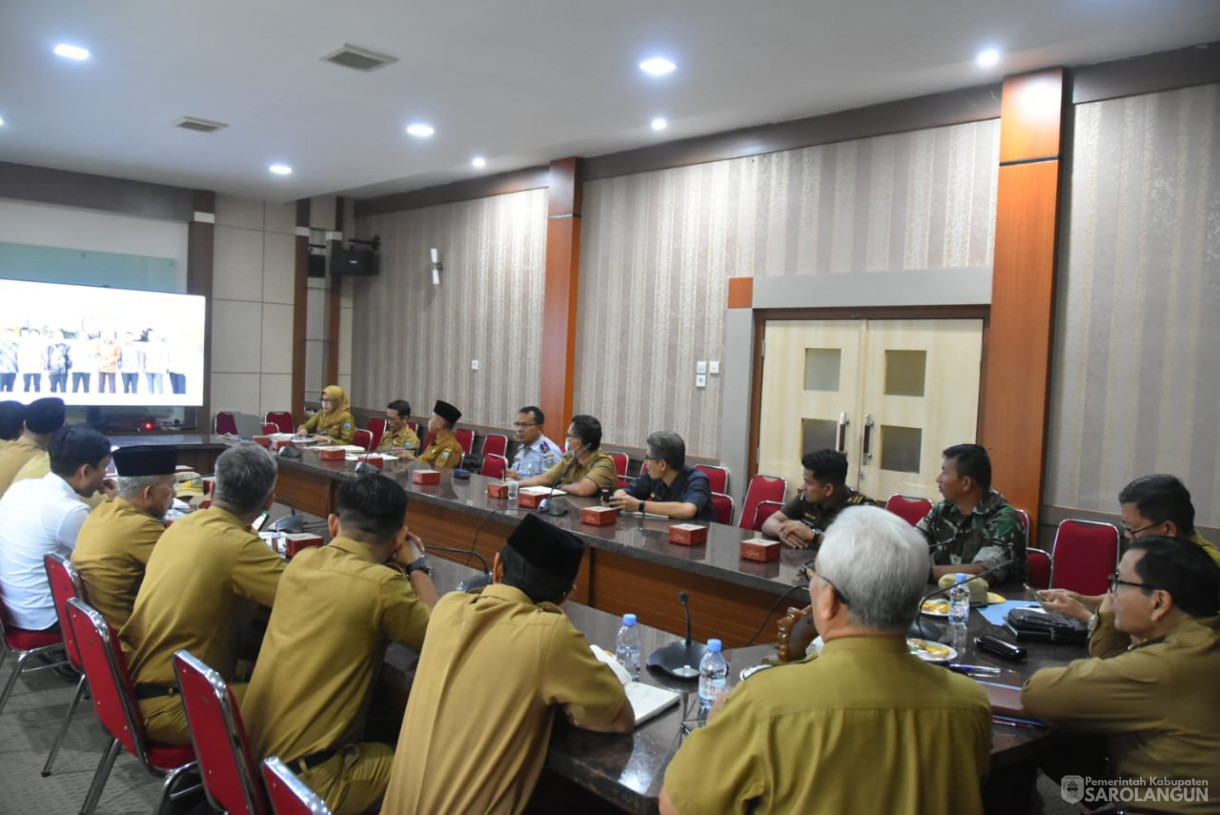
top-left (581, 506), bottom-right (619, 526)
top-left (741, 537), bottom-right (781, 562)
top-left (518, 486), bottom-right (554, 509)
top-left (668, 523), bottom-right (708, 546)
top-left (412, 469), bottom-right (440, 485)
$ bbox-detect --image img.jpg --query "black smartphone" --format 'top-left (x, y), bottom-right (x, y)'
top-left (975, 634), bottom-right (1027, 661)
top-left (598, 487), bottom-right (612, 505)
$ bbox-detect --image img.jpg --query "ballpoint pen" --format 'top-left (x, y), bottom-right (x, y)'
top-left (948, 664), bottom-right (1002, 676)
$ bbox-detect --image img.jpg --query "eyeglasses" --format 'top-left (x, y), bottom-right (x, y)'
top-left (643, 453), bottom-right (657, 463)
top-left (813, 562), bottom-right (851, 606)
top-left (1108, 572), bottom-right (1158, 593)
top-left (1120, 521), bottom-right (1162, 538)
top-left (564, 434), bottom-right (580, 443)
top-left (513, 422), bottom-right (538, 428)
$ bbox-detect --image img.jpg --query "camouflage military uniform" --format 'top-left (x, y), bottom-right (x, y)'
top-left (916, 489), bottom-right (1026, 583)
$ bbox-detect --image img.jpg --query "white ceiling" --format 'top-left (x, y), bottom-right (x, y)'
top-left (1, 1), bottom-right (1219, 203)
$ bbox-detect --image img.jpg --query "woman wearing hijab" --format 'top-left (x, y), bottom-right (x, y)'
top-left (297, 385), bottom-right (356, 443)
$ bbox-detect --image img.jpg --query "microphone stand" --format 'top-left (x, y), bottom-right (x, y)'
top-left (425, 544), bottom-right (493, 593)
top-left (539, 453), bottom-right (580, 517)
top-left (646, 591), bottom-right (707, 681)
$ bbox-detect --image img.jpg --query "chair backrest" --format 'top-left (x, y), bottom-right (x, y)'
top-left (262, 756), bottom-right (333, 815)
top-left (264, 412), bottom-right (294, 435)
top-left (752, 500), bottom-right (785, 532)
top-left (422, 431), bottom-right (436, 452)
top-left (617, 475), bottom-right (632, 489)
top-left (480, 454), bottom-right (508, 480)
top-left (885, 494), bottom-right (934, 527)
top-left (43, 553), bottom-right (85, 668)
top-left (365, 418), bottom-right (387, 450)
top-left (351, 429), bottom-right (374, 451)
top-left (695, 464), bottom-right (729, 494)
top-left (739, 476), bottom-right (787, 530)
top-left (711, 493), bottom-right (735, 526)
top-left (260, 423), bottom-right (278, 435)
top-left (65, 598), bottom-right (148, 762)
top-left (215, 412), bottom-right (239, 435)
top-left (608, 452), bottom-right (629, 478)
top-left (483, 434), bottom-right (508, 458)
top-left (174, 650), bottom-right (267, 815)
top-left (1027, 547), bottom-right (1053, 590)
top-left (408, 421), bottom-right (420, 437)
top-left (1051, 520), bottom-right (1120, 594)
top-left (455, 429), bottom-right (475, 455)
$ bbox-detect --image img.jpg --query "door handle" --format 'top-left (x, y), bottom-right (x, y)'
top-left (837, 412), bottom-right (849, 453)
top-left (861, 414), bottom-right (874, 461)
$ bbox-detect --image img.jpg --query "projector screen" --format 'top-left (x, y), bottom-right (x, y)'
top-left (0, 280), bottom-right (206, 407)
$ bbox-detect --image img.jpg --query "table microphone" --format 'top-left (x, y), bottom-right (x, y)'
top-left (911, 557), bottom-right (1017, 643)
top-left (538, 455), bottom-right (579, 517)
top-left (645, 591), bottom-right (706, 680)
top-left (425, 544), bottom-right (493, 592)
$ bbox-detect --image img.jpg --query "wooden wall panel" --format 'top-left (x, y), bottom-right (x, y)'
top-left (999, 69), bottom-right (1065, 163)
top-left (540, 158), bottom-right (582, 433)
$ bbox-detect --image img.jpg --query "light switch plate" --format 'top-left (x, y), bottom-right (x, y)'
top-left (709, 360), bottom-right (720, 374)
top-left (471, 360), bottom-right (479, 371)
top-left (695, 374), bottom-right (707, 388)
top-left (696, 360), bottom-right (707, 374)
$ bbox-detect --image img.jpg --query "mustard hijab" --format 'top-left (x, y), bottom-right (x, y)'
top-left (314, 385), bottom-right (352, 431)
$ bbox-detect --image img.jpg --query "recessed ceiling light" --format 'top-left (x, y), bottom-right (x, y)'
top-left (471, 156), bottom-right (487, 168)
top-left (54, 44), bottom-right (90, 61)
top-left (406, 123), bottom-right (435, 138)
top-left (639, 57), bottom-right (676, 76)
top-left (651, 117), bottom-right (668, 131)
top-left (269, 164), bottom-right (293, 176)
top-left (976, 49), bottom-right (1000, 68)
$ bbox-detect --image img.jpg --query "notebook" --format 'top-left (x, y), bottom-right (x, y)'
top-left (591, 645), bottom-right (681, 727)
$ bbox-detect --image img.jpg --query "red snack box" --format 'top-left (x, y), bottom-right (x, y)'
top-left (741, 537), bottom-right (781, 562)
top-left (282, 532), bottom-right (324, 557)
top-left (355, 455), bottom-right (384, 469)
top-left (317, 446), bottom-right (346, 461)
top-left (412, 469), bottom-right (441, 485)
top-left (517, 486), bottom-right (553, 509)
top-left (252, 435), bottom-right (272, 448)
top-left (487, 482), bottom-right (509, 499)
top-left (669, 523), bottom-right (708, 546)
top-left (581, 506), bottom-right (619, 526)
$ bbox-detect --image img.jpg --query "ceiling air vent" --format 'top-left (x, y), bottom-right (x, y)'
top-left (174, 116), bottom-right (228, 133)
top-left (321, 44), bottom-right (399, 73)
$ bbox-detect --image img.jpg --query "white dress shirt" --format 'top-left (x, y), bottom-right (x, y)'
top-left (0, 472), bottom-right (91, 630)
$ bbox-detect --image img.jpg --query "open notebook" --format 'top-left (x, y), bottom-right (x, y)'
top-left (591, 645), bottom-right (681, 728)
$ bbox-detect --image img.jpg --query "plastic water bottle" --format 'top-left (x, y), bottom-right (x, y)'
top-left (698, 639), bottom-right (728, 716)
top-left (506, 479), bottom-right (519, 508)
top-left (615, 613), bottom-right (641, 681)
top-left (949, 573), bottom-right (971, 629)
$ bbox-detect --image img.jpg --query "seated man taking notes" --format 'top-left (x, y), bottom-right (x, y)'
top-left (376, 399), bottom-right (419, 456)
top-left (609, 431), bottom-right (713, 521)
top-left (760, 449), bottom-right (878, 548)
top-left (517, 413), bottom-right (617, 497)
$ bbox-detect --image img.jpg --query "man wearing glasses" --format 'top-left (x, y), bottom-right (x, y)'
top-left (1023, 537), bottom-right (1220, 808)
top-left (504, 405), bottom-right (560, 480)
top-left (609, 431), bottom-right (713, 521)
top-left (659, 506), bottom-right (991, 815)
top-left (1038, 474), bottom-right (1219, 625)
top-left (516, 414), bottom-right (617, 497)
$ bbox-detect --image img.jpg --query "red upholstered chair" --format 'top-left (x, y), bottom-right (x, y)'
top-left (885, 494), bottom-right (934, 527)
top-left (365, 418), bottom-right (387, 451)
top-left (65, 598), bottom-right (198, 815)
top-left (695, 464), bottom-right (729, 495)
top-left (408, 421), bottom-right (420, 437)
top-left (617, 475), bottom-right (632, 489)
top-left (263, 755), bottom-right (333, 815)
top-left (351, 429), bottom-right (374, 451)
top-left (483, 434), bottom-right (508, 458)
top-left (422, 431), bottom-right (436, 452)
top-left (711, 493), bottom-right (735, 526)
top-left (1027, 548), bottom-right (1053, 590)
top-left (265, 412), bottom-right (294, 435)
top-left (40, 553), bottom-right (90, 776)
top-left (608, 452), bottom-right (629, 479)
top-left (214, 412), bottom-right (239, 435)
top-left (481, 454), bottom-right (508, 480)
top-left (260, 423), bottom-right (278, 435)
top-left (0, 604), bottom-right (68, 718)
top-left (455, 429), bottom-right (475, 456)
top-left (752, 500), bottom-right (785, 532)
top-left (175, 650), bottom-right (268, 815)
top-left (739, 475), bottom-right (787, 531)
top-left (1050, 520), bottom-right (1120, 595)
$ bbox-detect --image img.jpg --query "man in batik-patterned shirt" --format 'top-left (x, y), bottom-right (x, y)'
top-left (917, 443), bottom-right (1026, 584)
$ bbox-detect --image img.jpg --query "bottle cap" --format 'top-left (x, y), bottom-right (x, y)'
top-left (623, 613), bottom-right (637, 626)
top-left (955, 573), bottom-right (969, 583)
top-left (707, 638), bottom-right (722, 653)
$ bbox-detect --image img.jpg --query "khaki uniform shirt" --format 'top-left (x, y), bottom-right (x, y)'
top-left (382, 584), bottom-right (627, 815)
top-left (243, 537), bottom-right (431, 763)
top-left (12, 451), bottom-right (105, 508)
top-left (376, 425), bottom-right (419, 453)
top-left (418, 432), bottom-right (463, 470)
top-left (1190, 531), bottom-right (1220, 567)
top-left (0, 435), bottom-right (43, 497)
top-left (1022, 614), bottom-right (1220, 814)
top-left (664, 637), bottom-right (992, 815)
top-left (122, 506), bottom-right (285, 687)
top-left (303, 410), bottom-right (356, 444)
top-left (71, 497), bottom-right (164, 630)
top-left (538, 449), bottom-right (618, 491)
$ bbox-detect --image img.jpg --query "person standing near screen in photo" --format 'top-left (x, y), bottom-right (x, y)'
top-left (167, 338), bottom-right (190, 395)
top-left (18, 328), bottom-right (46, 393)
top-left (96, 331), bottom-right (120, 394)
top-left (47, 330), bottom-right (71, 394)
top-left (142, 330), bottom-right (167, 395)
top-left (298, 385), bottom-right (356, 444)
top-left (119, 331), bottom-right (142, 394)
top-left (71, 332), bottom-right (94, 394)
top-left (0, 329), bottom-right (17, 393)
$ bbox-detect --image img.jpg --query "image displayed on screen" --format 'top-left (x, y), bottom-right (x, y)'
top-left (0, 280), bottom-right (206, 407)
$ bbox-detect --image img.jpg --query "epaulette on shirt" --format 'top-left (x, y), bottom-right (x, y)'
top-left (539, 441), bottom-right (551, 452)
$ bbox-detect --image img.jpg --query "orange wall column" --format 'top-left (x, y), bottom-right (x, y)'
top-left (979, 69), bottom-right (1067, 538)
top-left (540, 158), bottom-right (582, 433)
